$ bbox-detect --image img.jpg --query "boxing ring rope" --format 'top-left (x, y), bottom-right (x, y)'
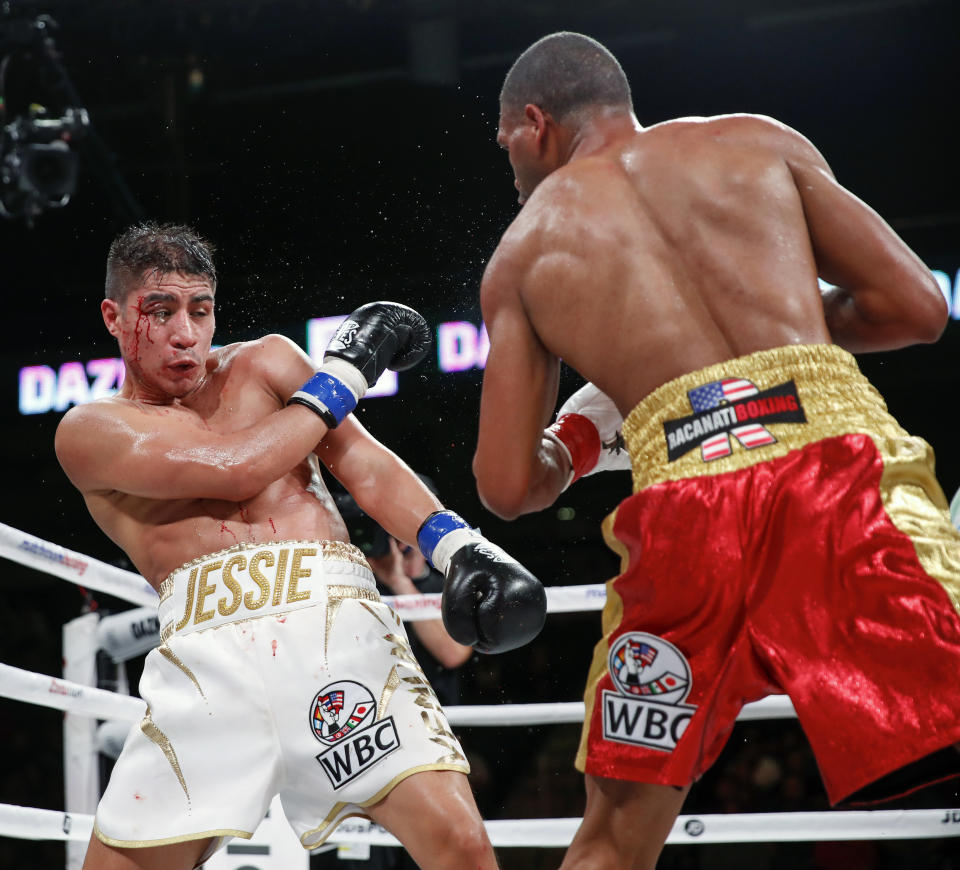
top-left (3, 802), bottom-right (959, 848)
top-left (0, 660), bottom-right (798, 727)
top-left (2, 520), bottom-right (958, 857)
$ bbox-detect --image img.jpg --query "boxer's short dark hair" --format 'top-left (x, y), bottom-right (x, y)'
top-left (500, 31), bottom-right (632, 121)
top-left (105, 222), bottom-right (217, 302)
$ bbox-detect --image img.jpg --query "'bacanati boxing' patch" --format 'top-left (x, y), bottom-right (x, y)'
top-left (310, 680), bottom-right (399, 789)
top-left (602, 632), bottom-right (697, 752)
top-left (663, 377), bottom-right (806, 463)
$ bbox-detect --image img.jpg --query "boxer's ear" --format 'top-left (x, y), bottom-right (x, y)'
top-left (101, 298), bottom-right (121, 338)
top-left (524, 103), bottom-right (550, 146)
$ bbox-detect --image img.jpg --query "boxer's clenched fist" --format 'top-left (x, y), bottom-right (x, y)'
top-left (417, 510), bottom-right (546, 654)
top-left (288, 301), bottom-right (431, 428)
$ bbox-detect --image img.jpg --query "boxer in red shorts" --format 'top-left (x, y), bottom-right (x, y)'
top-left (471, 31), bottom-right (960, 870)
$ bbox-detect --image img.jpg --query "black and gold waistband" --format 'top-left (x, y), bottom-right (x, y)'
top-left (621, 343), bottom-right (909, 491)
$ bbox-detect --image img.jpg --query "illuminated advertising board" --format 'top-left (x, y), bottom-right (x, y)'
top-left (16, 267), bottom-right (958, 416)
top-left (18, 315), bottom-right (492, 415)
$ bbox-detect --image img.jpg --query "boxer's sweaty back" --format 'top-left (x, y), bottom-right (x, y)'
top-left (511, 115), bottom-right (834, 414)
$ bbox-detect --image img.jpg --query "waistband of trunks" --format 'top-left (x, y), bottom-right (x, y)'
top-left (157, 540), bottom-right (378, 641)
top-left (621, 343), bottom-right (910, 491)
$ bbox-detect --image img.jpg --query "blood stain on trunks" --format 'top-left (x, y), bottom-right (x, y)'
top-left (271, 639), bottom-right (278, 657)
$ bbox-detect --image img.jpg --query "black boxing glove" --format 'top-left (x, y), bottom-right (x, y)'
top-left (288, 301), bottom-right (431, 428)
top-left (417, 510), bottom-right (547, 654)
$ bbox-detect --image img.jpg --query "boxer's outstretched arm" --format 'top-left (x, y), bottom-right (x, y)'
top-left (776, 121), bottom-right (946, 352)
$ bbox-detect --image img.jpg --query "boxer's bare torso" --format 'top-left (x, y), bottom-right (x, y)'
top-left (496, 115), bottom-right (836, 414)
top-left (59, 339), bottom-right (347, 590)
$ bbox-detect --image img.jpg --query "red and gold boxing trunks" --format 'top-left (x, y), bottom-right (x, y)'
top-left (576, 343), bottom-right (960, 805)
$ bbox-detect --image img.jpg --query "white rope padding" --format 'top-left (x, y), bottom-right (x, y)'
top-left (0, 522), bottom-right (157, 607)
top-left (0, 522), bottom-right (607, 620)
top-left (0, 661), bottom-right (797, 726)
top-left (3, 803), bottom-right (958, 846)
top-left (444, 694), bottom-right (796, 726)
top-left (385, 583), bottom-right (605, 621)
top-left (0, 805), bottom-right (92, 843)
top-left (0, 663), bottom-right (145, 723)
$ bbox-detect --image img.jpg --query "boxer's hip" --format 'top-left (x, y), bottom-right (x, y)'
top-left (620, 343), bottom-right (910, 491)
top-left (157, 540), bottom-right (377, 641)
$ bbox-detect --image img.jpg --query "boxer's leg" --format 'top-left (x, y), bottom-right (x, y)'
top-left (559, 775), bottom-right (689, 870)
top-left (81, 832), bottom-right (212, 870)
top-left (365, 769), bottom-right (498, 870)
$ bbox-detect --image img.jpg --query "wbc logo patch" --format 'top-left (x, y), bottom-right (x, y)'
top-left (602, 632), bottom-right (697, 752)
top-left (310, 680), bottom-right (399, 789)
top-left (663, 377), bottom-right (806, 463)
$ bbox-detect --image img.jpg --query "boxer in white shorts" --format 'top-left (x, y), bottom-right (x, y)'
top-left (95, 541), bottom-right (468, 862)
top-left (55, 223), bottom-right (545, 870)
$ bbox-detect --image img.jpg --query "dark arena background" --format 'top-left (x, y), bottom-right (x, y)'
top-left (2, 1), bottom-right (959, 868)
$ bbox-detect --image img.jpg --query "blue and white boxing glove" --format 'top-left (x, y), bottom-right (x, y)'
top-left (288, 301), bottom-right (431, 428)
top-left (418, 510), bottom-right (547, 654)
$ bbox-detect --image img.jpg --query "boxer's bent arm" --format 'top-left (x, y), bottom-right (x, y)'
top-left (474, 244), bottom-right (565, 520)
top-left (779, 125), bottom-right (946, 352)
top-left (55, 401), bottom-right (330, 502)
top-left (317, 416), bottom-right (443, 547)
top-left (251, 333), bottom-right (325, 406)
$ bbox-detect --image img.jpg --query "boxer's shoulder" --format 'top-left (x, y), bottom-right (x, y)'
top-left (216, 334), bottom-right (306, 370)
top-left (213, 334), bottom-right (313, 392)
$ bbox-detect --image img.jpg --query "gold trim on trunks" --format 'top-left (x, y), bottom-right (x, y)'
top-left (877, 437), bottom-right (960, 612)
top-left (140, 707), bottom-right (190, 802)
top-left (158, 541), bottom-right (378, 640)
top-left (94, 822), bottom-right (252, 850)
top-left (378, 665), bottom-right (402, 722)
top-left (158, 540), bottom-right (371, 604)
top-left (575, 507), bottom-right (628, 773)
top-left (299, 762), bottom-right (471, 849)
top-left (621, 343), bottom-right (908, 491)
top-left (324, 586), bottom-right (380, 661)
top-left (158, 644), bottom-right (205, 699)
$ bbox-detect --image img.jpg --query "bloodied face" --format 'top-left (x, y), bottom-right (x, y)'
top-left (102, 269), bottom-right (215, 402)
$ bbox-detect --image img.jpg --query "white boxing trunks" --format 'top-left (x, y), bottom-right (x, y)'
top-left (94, 540), bottom-right (468, 861)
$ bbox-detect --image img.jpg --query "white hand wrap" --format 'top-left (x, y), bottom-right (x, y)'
top-left (318, 357), bottom-right (369, 403)
top-left (546, 383), bottom-right (631, 490)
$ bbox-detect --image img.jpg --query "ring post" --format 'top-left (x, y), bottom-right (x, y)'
top-left (62, 612), bottom-right (100, 870)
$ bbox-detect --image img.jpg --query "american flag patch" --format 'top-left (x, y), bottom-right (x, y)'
top-left (628, 640), bottom-right (658, 668)
top-left (663, 379), bottom-right (806, 462)
top-left (701, 432), bottom-right (732, 461)
top-left (732, 424), bottom-right (777, 449)
top-left (688, 378), bottom-right (758, 413)
top-left (317, 690), bottom-right (343, 716)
